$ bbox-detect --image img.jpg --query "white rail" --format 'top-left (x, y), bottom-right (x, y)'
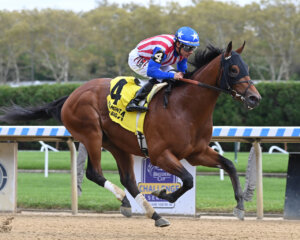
top-left (0, 125), bottom-right (299, 218)
top-left (0, 126), bottom-right (77, 214)
top-left (39, 141), bottom-right (59, 177)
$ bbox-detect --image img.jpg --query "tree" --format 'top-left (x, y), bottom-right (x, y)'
top-left (245, 0), bottom-right (300, 81)
top-left (184, 1), bottom-right (247, 48)
top-left (0, 0), bottom-right (299, 83)
top-left (34, 10), bottom-right (88, 82)
top-left (0, 11), bottom-right (28, 84)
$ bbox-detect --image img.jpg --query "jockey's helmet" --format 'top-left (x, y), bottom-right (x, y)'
top-left (175, 27), bottom-right (200, 47)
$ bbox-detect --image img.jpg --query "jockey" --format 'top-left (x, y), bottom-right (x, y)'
top-left (126, 26), bottom-right (200, 112)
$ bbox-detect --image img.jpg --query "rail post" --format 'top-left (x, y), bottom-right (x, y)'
top-left (253, 140), bottom-right (263, 219)
top-left (0, 142), bottom-right (18, 212)
top-left (67, 139), bottom-right (78, 215)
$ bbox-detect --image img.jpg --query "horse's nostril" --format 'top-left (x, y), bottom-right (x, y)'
top-left (249, 95), bottom-right (259, 104)
top-left (248, 95), bottom-right (260, 107)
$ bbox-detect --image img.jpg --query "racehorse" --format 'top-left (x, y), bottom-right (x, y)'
top-left (0, 42), bottom-right (261, 227)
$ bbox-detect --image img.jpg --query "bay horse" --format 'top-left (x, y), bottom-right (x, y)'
top-left (0, 42), bottom-right (261, 227)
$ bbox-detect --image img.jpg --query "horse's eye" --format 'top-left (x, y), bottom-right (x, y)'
top-left (229, 65), bottom-right (239, 77)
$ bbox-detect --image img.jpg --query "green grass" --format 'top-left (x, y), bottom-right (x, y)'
top-left (18, 151), bottom-right (289, 173)
top-left (18, 150), bottom-right (116, 170)
top-left (18, 173), bottom-right (122, 211)
top-left (16, 150), bottom-right (288, 213)
top-left (18, 172), bottom-right (286, 213)
top-left (197, 175), bottom-right (286, 213)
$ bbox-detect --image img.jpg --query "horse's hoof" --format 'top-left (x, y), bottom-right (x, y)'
top-left (233, 207), bottom-right (245, 220)
top-left (155, 217), bottom-right (170, 227)
top-left (120, 206), bottom-right (132, 218)
top-left (152, 189), bottom-right (166, 198)
top-left (152, 190), bottom-right (160, 197)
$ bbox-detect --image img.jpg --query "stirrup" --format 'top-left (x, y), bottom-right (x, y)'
top-left (126, 101), bottom-right (148, 112)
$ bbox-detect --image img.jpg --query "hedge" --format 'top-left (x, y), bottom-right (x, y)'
top-left (0, 81), bottom-right (299, 150)
top-left (214, 82), bottom-right (300, 126)
top-left (0, 83), bottom-right (80, 125)
top-left (1, 82), bottom-right (300, 126)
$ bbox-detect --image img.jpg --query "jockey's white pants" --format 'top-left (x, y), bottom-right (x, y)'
top-left (128, 48), bottom-right (174, 83)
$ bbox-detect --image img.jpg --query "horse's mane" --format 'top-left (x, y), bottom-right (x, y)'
top-left (184, 44), bottom-right (223, 78)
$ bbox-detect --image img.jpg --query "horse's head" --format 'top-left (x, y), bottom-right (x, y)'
top-left (220, 41), bottom-right (261, 110)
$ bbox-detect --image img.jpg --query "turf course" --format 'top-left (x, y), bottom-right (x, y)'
top-left (18, 172), bottom-right (286, 213)
top-left (18, 150), bottom-right (289, 173)
top-left (16, 150), bottom-right (288, 213)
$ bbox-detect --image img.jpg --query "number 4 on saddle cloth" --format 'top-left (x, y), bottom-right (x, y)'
top-left (107, 76), bottom-right (167, 135)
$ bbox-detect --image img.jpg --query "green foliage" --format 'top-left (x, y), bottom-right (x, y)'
top-left (1, 82), bottom-right (299, 150)
top-left (251, 82), bottom-right (300, 126)
top-left (214, 82), bottom-right (300, 126)
top-left (0, 1), bottom-right (299, 83)
top-left (0, 83), bottom-right (79, 107)
top-left (0, 83), bottom-right (80, 126)
top-left (1, 81), bottom-right (299, 126)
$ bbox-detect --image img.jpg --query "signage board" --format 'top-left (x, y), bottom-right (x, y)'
top-left (0, 143), bottom-right (17, 212)
top-left (126, 156), bottom-right (196, 215)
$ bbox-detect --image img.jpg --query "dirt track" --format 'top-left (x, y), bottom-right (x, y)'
top-left (1, 212), bottom-right (300, 240)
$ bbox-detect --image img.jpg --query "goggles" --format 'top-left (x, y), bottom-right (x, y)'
top-left (181, 44), bottom-right (197, 52)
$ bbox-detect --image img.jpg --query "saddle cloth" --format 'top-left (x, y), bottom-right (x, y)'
top-left (107, 76), bottom-right (167, 134)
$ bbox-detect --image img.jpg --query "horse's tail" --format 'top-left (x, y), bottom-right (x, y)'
top-left (0, 95), bottom-right (69, 124)
top-left (243, 145), bottom-right (257, 202)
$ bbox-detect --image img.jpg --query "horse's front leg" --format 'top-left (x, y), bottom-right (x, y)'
top-left (103, 142), bottom-right (170, 227)
top-left (186, 147), bottom-right (244, 220)
top-left (151, 149), bottom-right (194, 203)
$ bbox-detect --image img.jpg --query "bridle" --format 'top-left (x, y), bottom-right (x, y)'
top-left (219, 52), bottom-right (254, 102)
top-left (179, 51), bottom-right (253, 102)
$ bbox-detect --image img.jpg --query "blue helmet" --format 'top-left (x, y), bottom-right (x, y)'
top-left (175, 26), bottom-right (200, 47)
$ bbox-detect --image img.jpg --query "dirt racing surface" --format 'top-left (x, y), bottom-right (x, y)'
top-left (1, 212), bottom-right (300, 240)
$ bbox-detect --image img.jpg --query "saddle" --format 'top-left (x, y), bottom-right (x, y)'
top-left (107, 76), bottom-right (167, 134)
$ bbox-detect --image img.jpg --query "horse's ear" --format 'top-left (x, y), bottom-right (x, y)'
top-left (224, 41), bottom-right (232, 58)
top-left (235, 41), bottom-right (246, 54)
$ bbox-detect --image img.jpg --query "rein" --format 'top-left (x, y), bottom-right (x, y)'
top-left (179, 52), bottom-right (253, 101)
top-left (178, 77), bottom-right (251, 103)
top-left (179, 77), bottom-right (232, 95)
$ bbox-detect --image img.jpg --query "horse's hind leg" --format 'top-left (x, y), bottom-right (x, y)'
top-left (86, 153), bottom-right (128, 209)
top-left (82, 133), bottom-right (129, 215)
top-left (104, 143), bottom-right (170, 227)
top-left (83, 133), bottom-right (106, 186)
top-left (219, 154), bottom-right (245, 220)
top-left (187, 147), bottom-right (244, 220)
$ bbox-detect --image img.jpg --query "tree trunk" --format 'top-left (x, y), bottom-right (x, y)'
top-left (14, 61), bottom-right (20, 83)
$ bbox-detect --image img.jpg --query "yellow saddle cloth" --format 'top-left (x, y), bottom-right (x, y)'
top-left (107, 76), bottom-right (167, 134)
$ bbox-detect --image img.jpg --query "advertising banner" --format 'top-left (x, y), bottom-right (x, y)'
top-left (0, 143), bottom-right (17, 212)
top-left (126, 156), bottom-right (196, 215)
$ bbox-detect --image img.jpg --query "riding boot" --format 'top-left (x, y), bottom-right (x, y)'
top-left (126, 81), bottom-right (155, 112)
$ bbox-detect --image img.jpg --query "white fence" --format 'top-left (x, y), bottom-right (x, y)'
top-left (0, 126), bottom-right (77, 214)
top-left (0, 125), bottom-right (299, 218)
